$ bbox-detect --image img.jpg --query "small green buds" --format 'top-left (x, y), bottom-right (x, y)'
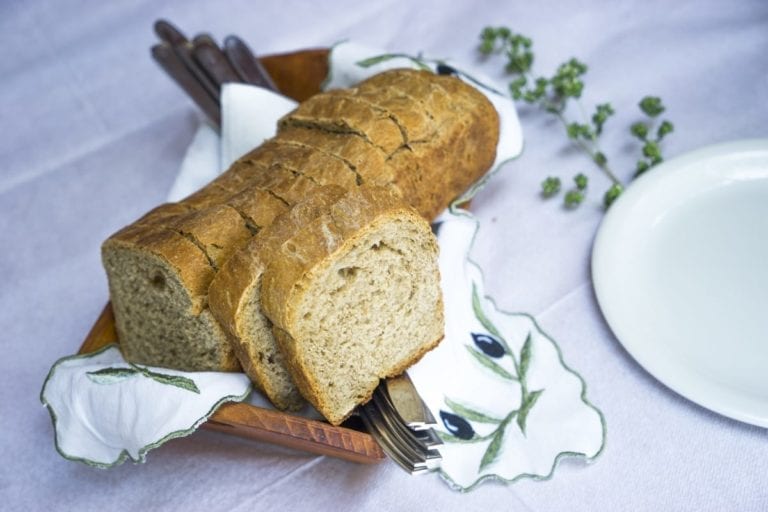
top-left (639, 96), bottom-right (665, 117)
top-left (603, 184), bottom-right (623, 208)
top-left (541, 176), bottom-right (562, 198)
top-left (574, 173), bottom-right (588, 190)
top-left (564, 189), bottom-right (584, 208)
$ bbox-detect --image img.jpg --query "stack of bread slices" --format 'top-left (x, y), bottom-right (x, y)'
top-left (102, 68), bottom-right (499, 424)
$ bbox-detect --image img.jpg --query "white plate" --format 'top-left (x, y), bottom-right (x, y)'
top-left (592, 139), bottom-right (768, 427)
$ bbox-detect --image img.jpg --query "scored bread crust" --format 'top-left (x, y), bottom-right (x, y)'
top-left (225, 185), bottom-right (290, 233)
top-left (345, 87), bottom-right (436, 144)
top-left (102, 68), bottom-right (498, 384)
top-left (167, 205), bottom-right (253, 269)
top-left (275, 126), bottom-right (396, 188)
top-left (260, 187), bottom-right (444, 424)
top-left (278, 92), bottom-right (405, 155)
top-left (103, 227), bottom-right (240, 371)
top-left (245, 139), bottom-right (360, 189)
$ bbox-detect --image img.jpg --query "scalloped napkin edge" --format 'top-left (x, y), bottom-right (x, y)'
top-left (40, 345), bottom-right (251, 467)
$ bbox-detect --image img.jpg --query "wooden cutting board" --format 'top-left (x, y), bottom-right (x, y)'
top-left (77, 48), bottom-right (386, 464)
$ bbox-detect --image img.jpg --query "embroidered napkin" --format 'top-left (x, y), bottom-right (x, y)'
top-left (41, 346), bottom-right (251, 467)
top-left (41, 42), bottom-right (605, 489)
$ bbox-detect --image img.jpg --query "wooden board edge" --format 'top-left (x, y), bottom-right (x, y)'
top-left (203, 402), bottom-right (386, 463)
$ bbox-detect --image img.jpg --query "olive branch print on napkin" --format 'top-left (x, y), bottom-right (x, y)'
top-left (407, 208), bottom-right (605, 491)
top-left (439, 284), bottom-right (544, 471)
top-left (87, 364), bottom-right (200, 394)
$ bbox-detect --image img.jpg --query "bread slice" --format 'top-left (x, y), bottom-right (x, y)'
top-left (167, 205), bottom-right (253, 269)
top-left (103, 228), bottom-right (239, 371)
top-left (225, 185), bottom-right (290, 234)
top-left (260, 186), bottom-right (444, 425)
top-left (208, 186), bottom-right (348, 410)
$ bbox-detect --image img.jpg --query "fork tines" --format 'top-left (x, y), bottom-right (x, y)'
top-left (359, 380), bottom-right (443, 474)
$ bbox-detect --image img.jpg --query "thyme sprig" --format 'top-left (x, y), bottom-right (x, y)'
top-left (479, 27), bottom-right (674, 208)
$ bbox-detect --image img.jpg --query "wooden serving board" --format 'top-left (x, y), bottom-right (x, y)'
top-left (77, 48), bottom-right (386, 464)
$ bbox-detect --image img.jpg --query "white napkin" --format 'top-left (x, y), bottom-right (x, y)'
top-left (41, 346), bottom-right (251, 467)
top-left (41, 42), bottom-right (605, 488)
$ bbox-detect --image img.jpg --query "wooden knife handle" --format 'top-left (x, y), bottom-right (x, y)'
top-left (223, 35), bottom-right (279, 91)
top-left (191, 34), bottom-right (241, 86)
top-left (151, 43), bottom-right (221, 125)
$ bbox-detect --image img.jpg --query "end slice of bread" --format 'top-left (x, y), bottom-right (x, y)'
top-left (102, 229), bottom-right (239, 372)
top-left (261, 186), bottom-right (444, 425)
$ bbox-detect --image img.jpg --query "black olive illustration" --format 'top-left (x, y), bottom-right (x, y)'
top-left (436, 63), bottom-right (457, 76)
top-left (472, 332), bottom-right (505, 358)
top-left (440, 410), bottom-right (475, 440)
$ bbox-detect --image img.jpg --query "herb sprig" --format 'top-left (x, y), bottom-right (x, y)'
top-left (479, 27), bottom-right (674, 208)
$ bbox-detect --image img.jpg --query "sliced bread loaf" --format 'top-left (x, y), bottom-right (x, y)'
top-left (103, 68), bottom-right (497, 380)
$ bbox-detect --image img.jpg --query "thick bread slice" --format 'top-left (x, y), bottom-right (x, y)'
top-left (278, 92), bottom-right (404, 155)
top-left (102, 229), bottom-right (239, 371)
top-left (208, 186), bottom-right (348, 410)
top-left (260, 186), bottom-right (444, 425)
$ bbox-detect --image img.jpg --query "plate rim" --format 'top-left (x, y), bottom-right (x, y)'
top-left (591, 138), bottom-right (768, 428)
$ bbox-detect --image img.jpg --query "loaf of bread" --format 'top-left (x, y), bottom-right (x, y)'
top-left (102, 68), bottom-right (499, 419)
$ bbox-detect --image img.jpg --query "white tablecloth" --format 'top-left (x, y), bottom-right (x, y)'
top-left (2, 0), bottom-right (767, 510)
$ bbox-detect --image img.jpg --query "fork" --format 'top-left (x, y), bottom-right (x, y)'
top-left (149, 19), bottom-right (443, 474)
top-left (360, 375), bottom-right (442, 473)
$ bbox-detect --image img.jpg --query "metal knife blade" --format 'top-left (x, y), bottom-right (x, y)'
top-left (384, 372), bottom-right (437, 430)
